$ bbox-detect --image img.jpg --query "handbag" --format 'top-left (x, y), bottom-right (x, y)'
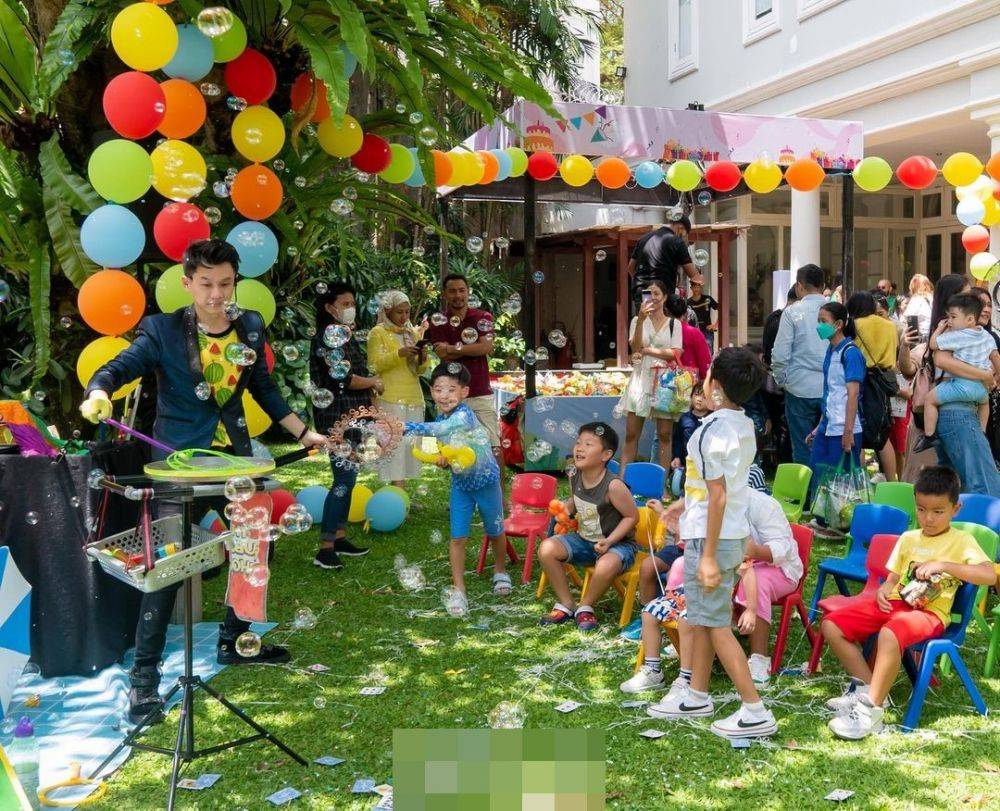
top-left (809, 453), bottom-right (873, 532)
top-left (651, 363), bottom-right (695, 416)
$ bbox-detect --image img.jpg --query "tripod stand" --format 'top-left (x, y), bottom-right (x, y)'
top-left (90, 482), bottom-right (305, 811)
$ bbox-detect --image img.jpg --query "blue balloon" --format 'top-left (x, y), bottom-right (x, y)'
top-left (226, 221), bottom-right (279, 278)
top-left (403, 148), bottom-right (425, 187)
top-left (340, 43), bottom-right (357, 79)
top-left (491, 149), bottom-right (513, 182)
top-left (163, 24), bottom-right (214, 82)
top-left (634, 161), bottom-right (664, 189)
top-left (80, 204), bottom-right (145, 268)
top-left (365, 488), bottom-right (408, 532)
top-left (295, 485), bottom-right (329, 523)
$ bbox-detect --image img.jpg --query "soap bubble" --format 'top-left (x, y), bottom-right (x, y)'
top-left (667, 206), bottom-right (684, 222)
top-left (543, 419), bottom-right (557, 433)
top-left (417, 126), bottom-right (437, 146)
top-left (33, 390), bottom-right (45, 402)
top-left (311, 388), bottom-right (334, 409)
top-left (430, 312), bottom-right (448, 326)
top-left (273, 159), bottom-right (286, 172)
top-left (224, 475), bottom-right (256, 503)
top-left (560, 420), bottom-right (578, 435)
top-left (324, 324), bottom-right (351, 348)
top-left (408, 111), bottom-right (424, 125)
top-left (235, 631), bottom-right (261, 658)
top-left (226, 96), bottom-right (248, 112)
top-left (287, 246), bottom-right (299, 257)
top-left (461, 327), bottom-right (478, 344)
top-left (394, 553), bottom-right (407, 572)
top-left (194, 381), bottom-right (211, 401)
top-left (399, 564), bottom-right (426, 591)
top-left (60, 316), bottom-right (73, 328)
top-left (449, 315), bottom-right (461, 327)
top-left (395, 103), bottom-right (407, 114)
top-left (88, 468), bottom-right (106, 490)
top-left (532, 396), bottom-right (555, 413)
top-left (294, 176), bottom-right (307, 189)
top-left (279, 509), bottom-right (312, 535)
top-left (693, 248), bottom-right (710, 268)
top-left (366, 298), bottom-right (380, 316)
top-left (412, 246), bottom-right (426, 258)
top-left (529, 477), bottom-right (545, 490)
top-left (697, 189), bottom-right (713, 206)
top-left (330, 360), bottom-right (351, 380)
top-left (488, 701), bottom-right (526, 729)
top-left (466, 236), bottom-right (484, 253)
top-left (502, 296), bottom-right (522, 315)
top-left (535, 347), bottom-right (549, 362)
top-left (224, 301), bottom-right (242, 320)
top-left (197, 6), bottom-right (235, 37)
top-left (282, 344), bottom-right (300, 363)
top-left (212, 179), bottom-right (229, 196)
top-left (548, 329), bottom-right (567, 348)
top-left (595, 249), bottom-right (607, 261)
top-left (0, 280), bottom-right (10, 303)
top-left (204, 206), bottom-right (222, 224)
top-left (246, 564), bottom-right (270, 587)
top-left (477, 319), bottom-right (493, 334)
top-left (442, 586), bottom-right (468, 617)
top-left (330, 198), bottom-right (354, 217)
top-left (343, 186), bottom-right (358, 200)
top-left (532, 271), bottom-right (544, 284)
top-left (429, 528), bottom-right (443, 543)
top-left (293, 607), bottom-right (317, 630)
top-left (70, 496), bottom-right (81, 508)
top-left (313, 696), bottom-right (327, 709)
top-left (25, 512), bottom-right (39, 526)
top-left (523, 350), bottom-right (536, 366)
top-left (225, 342), bottom-right (257, 367)
top-left (493, 236), bottom-right (510, 252)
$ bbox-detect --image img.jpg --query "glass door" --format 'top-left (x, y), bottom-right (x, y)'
top-left (890, 229), bottom-right (916, 288)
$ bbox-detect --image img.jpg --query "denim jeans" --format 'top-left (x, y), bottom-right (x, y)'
top-left (785, 394), bottom-right (823, 468)
top-left (936, 403), bottom-right (1000, 498)
top-left (321, 459), bottom-right (359, 540)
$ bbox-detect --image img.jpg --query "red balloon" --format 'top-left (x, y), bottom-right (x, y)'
top-left (527, 151), bottom-right (558, 181)
top-left (269, 488), bottom-right (296, 523)
top-left (264, 341), bottom-right (275, 373)
top-left (350, 133), bottom-right (392, 173)
top-left (704, 161), bottom-right (742, 192)
top-left (962, 224), bottom-right (991, 254)
top-left (103, 71), bottom-right (166, 139)
top-left (153, 202), bottom-right (210, 261)
top-left (896, 155), bottom-right (937, 190)
top-left (223, 48), bottom-right (277, 105)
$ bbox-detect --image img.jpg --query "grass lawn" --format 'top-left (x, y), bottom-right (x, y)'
top-left (94, 444), bottom-right (1000, 809)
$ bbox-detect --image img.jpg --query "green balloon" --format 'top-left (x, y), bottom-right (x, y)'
top-left (378, 144), bottom-right (416, 184)
top-left (852, 156), bottom-right (893, 192)
top-left (155, 264), bottom-right (193, 313)
top-left (88, 140), bottom-right (153, 204)
top-left (506, 147), bottom-right (528, 177)
top-left (212, 17), bottom-right (247, 63)
top-left (667, 159), bottom-right (702, 192)
top-left (236, 278), bottom-right (276, 325)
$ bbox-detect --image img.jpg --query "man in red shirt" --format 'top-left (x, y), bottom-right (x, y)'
top-left (426, 273), bottom-right (502, 469)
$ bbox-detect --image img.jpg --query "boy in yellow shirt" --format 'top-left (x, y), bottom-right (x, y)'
top-left (821, 466), bottom-right (995, 739)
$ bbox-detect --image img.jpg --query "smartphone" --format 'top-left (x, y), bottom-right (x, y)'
top-left (641, 291), bottom-right (653, 304)
top-left (906, 315), bottom-right (919, 333)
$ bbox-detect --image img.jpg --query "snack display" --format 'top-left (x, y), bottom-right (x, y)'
top-left (494, 370), bottom-right (629, 397)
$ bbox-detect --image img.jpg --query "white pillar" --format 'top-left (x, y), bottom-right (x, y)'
top-left (790, 188), bottom-right (821, 270)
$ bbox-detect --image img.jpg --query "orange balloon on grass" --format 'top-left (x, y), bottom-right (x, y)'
top-left (595, 157), bottom-right (630, 189)
top-left (477, 151), bottom-right (499, 184)
top-left (784, 158), bottom-right (825, 192)
top-left (231, 164), bottom-right (283, 220)
top-left (78, 269), bottom-right (146, 336)
top-left (158, 79), bottom-right (206, 139)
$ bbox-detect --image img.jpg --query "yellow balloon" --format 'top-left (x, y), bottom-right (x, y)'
top-left (464, 152), bottom-right (485, 185)
top-left (983, 197), bottom-right (1000, 227)
top-left (111, 3), bottom-right (178, 72)
top-left (317, 114), bottom-right (363, 158)
top-left (76, 337), bottom-right (139, 400)
top-left (241, 391), bottom-right (272, 437)
top-left (447, 151), bottom-right (469, 186)
top-left (744, 160), bottom-right (783, 194)
top-left (232, 106), bottom-right (285, 163)
top-left (348, 484), bottom-right (373, 522)
top-left (942, 152), bottom-right (984, 187)
top-left (559, 154), bottom-right (594, 187)
top-left (150, 139), bottom-right (206, 201)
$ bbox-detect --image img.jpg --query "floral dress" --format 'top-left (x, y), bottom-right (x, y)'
top-left (619, 316), bottom-right (683, 419)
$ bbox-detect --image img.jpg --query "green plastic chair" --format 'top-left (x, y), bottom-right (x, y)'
top-left (772, 463), bottom-right (812, 523)
top-left (941, 521), bottom-right (999, 676)
top-left (986, 602), bottom-right (1000, 678)
top-left (874, 481), bottom-right (917, 529)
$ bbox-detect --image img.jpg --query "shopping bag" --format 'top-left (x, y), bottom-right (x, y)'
top-left (651, 366), bottom-right (695, 417)
top-left (809, 454), bottom-right (872, 532)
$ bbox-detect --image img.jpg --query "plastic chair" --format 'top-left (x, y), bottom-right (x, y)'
top-left (477, 473), bottom-right (557, 583)
top-left (807, 533), bottom-right (898, 674)
top-left (623, 462), bottom-right (666, 503)
top-left (808, 504), bottom-right (910, 620)
top-left (772, 463), bottom-right (812, 524)
top-left (767, 524), bottom-right (819, 675)
top-left (955, 493), bottom-right (1000, 535)
top-left (580, 551), bottom-right (649, 628)
top-left (898, 581), bottom-right (988, 731)
top-left (985, 602), bottom-right (1000, 678)
top-left (607, 459), bottom-right (620, 475)
top-left (873, 481), bottom-right (917, 529)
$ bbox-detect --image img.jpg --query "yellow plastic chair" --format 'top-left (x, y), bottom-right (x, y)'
top-left (581, 551), bottom-right (648, 628)
top-left (535, 564), bottom-right (584, 599)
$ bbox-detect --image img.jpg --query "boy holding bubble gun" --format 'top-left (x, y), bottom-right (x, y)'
top-left (405, 362), bottom-right (511, 608)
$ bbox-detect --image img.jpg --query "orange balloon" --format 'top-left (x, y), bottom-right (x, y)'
top-left (290, 73), bottom-right (330, 123)
top-left (231, 164), bottom-right (283, 220)
top-left (477, 151), bottom-right (499, 185)
top-left (78, 269), bottom-right (146, 336)
top-left (986, 152), bottom-right (1000, 183)
top-left (158, 79), bottom-right (206, 139)
top-left (595, 157), bottom-right (630, 189)
top-left (784, 157), bottom-right (825, 192)
top-left (431, 149), bottom-right (452, 186)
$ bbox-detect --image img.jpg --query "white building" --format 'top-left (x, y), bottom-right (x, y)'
top-left (624, 0), bottom-right (1000, 341)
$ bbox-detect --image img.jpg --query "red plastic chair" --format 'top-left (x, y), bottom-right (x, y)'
top-left (807, 533), bottom-right (898, 674)
top-left (768, 524), bottom-right (819, 676)
top-left (477, 473), bottom-right (556, 583)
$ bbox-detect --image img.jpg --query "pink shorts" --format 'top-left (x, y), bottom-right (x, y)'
top-left (734, 562), bottom-right (797, 625)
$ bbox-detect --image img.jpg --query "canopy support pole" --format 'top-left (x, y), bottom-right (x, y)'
top-left (437, 197), bottom-right (450, 284)
top-left (524, 177), bottom-right (537, 399)
top-left (841, 176), bottom-right (855, 298)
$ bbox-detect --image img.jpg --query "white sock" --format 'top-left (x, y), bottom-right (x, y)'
top-left (743, 700), bottom-right (766, 713)
top-left (688, 688), bottom-right (710, 701)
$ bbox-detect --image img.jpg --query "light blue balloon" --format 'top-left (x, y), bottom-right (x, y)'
top-left (81, 204), bottom-right (145, 268)
top-left (491, 149), bottom-right (513, 182)
top-left (403, 148), bottom-right (425, 187)
top-left (634, 161), bottom-right (664, 189)
top-left (226, 221), bottom-right (279, 278)
top-left (163, 24), bottom-right (214, 82)
top-left (340, 43), bottom-right (357, 79)
top-left (295, 485), bottom-right (329, 523)
top-left (365, 488), bottom-right (408, 532)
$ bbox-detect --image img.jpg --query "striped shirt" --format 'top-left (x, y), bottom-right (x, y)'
top-left (936, 327), bottom-right (996, 373)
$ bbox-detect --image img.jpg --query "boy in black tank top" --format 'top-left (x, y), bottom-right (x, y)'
top-left (538, 422), bottom-right (639, 632)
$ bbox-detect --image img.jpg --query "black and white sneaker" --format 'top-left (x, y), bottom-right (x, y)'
top-left (334, 538), bottom-right (369, 557)
top-left (217, 639), bottom-right (290, 666)
top-left (313, 547), bottom-right (344, 569)
top-left (710, 704), bottom-right (777, 738)
top-left (646, 684), bottom-right (714, 719)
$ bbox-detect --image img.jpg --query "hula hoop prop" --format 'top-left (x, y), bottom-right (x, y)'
top-left (144, 448), bottom-right (275, 481)
top-left (38, 763), bottom-right (108, 807)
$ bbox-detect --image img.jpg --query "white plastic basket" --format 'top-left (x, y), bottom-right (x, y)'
top-left (86, 515), bottom-right (227, 593)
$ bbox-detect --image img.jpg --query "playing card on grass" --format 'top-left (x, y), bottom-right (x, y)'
top-left (554, 700), bottom-right (581, 713)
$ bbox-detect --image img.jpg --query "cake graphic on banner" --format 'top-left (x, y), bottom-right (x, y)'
top-left (524, 122), bottom-right (553, 153)
top-left (778, 146), bottom-right (796, 166)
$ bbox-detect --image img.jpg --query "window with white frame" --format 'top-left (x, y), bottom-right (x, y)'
top-left (742, 0), bottom-right (780, 46)
top-left (668, 0), bottom-right (698, 81)
top-left (796, 0), bottom-right (844, 22)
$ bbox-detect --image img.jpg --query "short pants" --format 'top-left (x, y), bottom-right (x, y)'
top-left (889, 414), bottom-right (910, 454)
top-left (466, 394), bottom-right (502, 448)
top-left (935, 376), bottom-right (988, 406)
top-left (450, 480), bottom-right (505, 539)
top-left (682, 537), bottom-right (745, 627)
top-left (824, 595), bottom-right (944, 649)
top-left (555, 532), bottom-right (639, 573)
top-left (643, 588), bottom-right (686, 623)
top-left (655, 543), bottom-right (685, 568)
top-left (733, 561), bottom-right (797, 625)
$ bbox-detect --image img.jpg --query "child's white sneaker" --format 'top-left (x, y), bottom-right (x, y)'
top-left (828, 698), bottom-right (884, 740)
top-left (619, 666), bottom-right (666, 694)
top-left (748, 653), bottom-right (771, 685)
top-left (825, 678), bottom-right (868, 713)
top-left (646, 682), bottom-right (713, 719)
top-left (710, 703), bottom-right (777, 738)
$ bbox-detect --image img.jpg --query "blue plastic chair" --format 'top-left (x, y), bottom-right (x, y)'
top-left (808, 504), bottom-right (910, 619)
top-left (623, 462), bottom-right (666, 503)
top-left (898, 581), bottom-right (988, 731)
top-left (955, 493), bottom-right (1000, 537)
top-left (607, 459), bottom-right (620, 475)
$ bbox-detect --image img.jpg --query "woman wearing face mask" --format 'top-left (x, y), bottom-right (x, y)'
top-left (310, 282), bottom-right (384, 571)
top-left (806, 303), bottom-right (865, 499)
top-left (366, 290), bottom-right (430, 487)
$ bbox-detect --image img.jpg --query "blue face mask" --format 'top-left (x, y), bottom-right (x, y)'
top-left (816, 322), bottom-right (836, 341)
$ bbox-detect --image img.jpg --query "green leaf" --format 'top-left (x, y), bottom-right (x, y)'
top-left (292, 19), bottom-right (349, 120)
top-left (39, 134), bottom-right (101, 215)
top-left (0, 0), bottom-right (37, 117)
top-left (28, 242), bottom-right (51, 388)
top-left (37, 0), bottom-right (113, 104)
top-left (42, 184), bottom-right (94, 287)
top-left (400, 0), bottom-right (430, 35)
top-left (328, 0), bottom-right (371, 73)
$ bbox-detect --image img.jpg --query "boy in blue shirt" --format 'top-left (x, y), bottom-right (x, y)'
top-left (405, 363), bottom-right (510, 611)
